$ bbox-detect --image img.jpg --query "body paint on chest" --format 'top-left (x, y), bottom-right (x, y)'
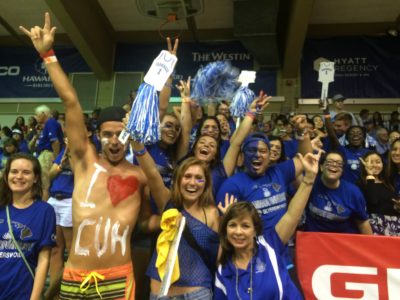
top-left (80, 163), bottom-right (107, 208)
top-left (74, 217), bottom-right (129, 257)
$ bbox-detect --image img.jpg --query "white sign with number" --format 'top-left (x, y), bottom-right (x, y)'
top-left (144, 50), bottom-right (178, 91)
top-left (318, 61), bottom-right (335, 101)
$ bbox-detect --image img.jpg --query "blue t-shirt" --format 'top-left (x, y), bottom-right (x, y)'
top-left (339, 146), bottom-right (370, 183)
top-left (37, 118), bottom-right (64, 153)
top-left (49, 148), bottom-right (74, 197)
top-left (214, 230), bottom-right (302, 300)
top-left (134, 143), bottom-right (174, 189)
top-left (18, 140), bottom-right (30, 153)
top-left (212, 163), bottom-right (227, 197)
top-left (217, 160), bottom-right (296, 232)
top-left (282, 139), bottom-right (298, 159)
top-left (220, 139), bottom-right (230, 160)
top-left (0, 201), bottom-right (56, 300)
top-left (304, 177), bottom-right (369, 233)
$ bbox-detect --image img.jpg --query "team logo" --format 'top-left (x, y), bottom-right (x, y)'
top-left (272, 183), bottom-right (281, 192)
top-left (255, 257), bottom-right (266, 273)
top-left (323, 201), bottom-right (333, 212)
top-left (263, 187), bottom-right (271, 197)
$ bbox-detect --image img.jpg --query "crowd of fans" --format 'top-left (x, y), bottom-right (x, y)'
top-left (1, 12), bottom-right (400, 300)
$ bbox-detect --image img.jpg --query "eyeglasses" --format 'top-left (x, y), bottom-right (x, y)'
top-left (325, 160), bottom-right (344, 168)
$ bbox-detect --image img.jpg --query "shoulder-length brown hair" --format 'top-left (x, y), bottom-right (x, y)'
top-left (218, 202), bottom-right (263, 266)
top-left (170, 157), bottom-right (214, 209)
top-left (0, 153), bottom-right (43, 207)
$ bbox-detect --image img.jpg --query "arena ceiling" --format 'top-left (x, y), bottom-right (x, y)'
top-left (0, 0), bottom-right (399, 80)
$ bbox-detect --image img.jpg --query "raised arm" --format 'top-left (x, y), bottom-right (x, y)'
top-left (275, 151), bottom-right (320, 244)
top-left (320, 99), bottom-right (340, 149)
top-left (291, 114), bottom-right (314, 177)
top-left (131, 140), bottom-right (170, 212)
top-left (19, 13), bottom-right (89, 163)
top-left (159, 38), bottom-right (179, 121)
top-left (223, 92), bottom-right (271, 176)
top-left (175, 77), bottom-right (193, 160)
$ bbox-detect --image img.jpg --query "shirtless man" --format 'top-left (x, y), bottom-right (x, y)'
top-left (21, 13), bottom-right (146, 299)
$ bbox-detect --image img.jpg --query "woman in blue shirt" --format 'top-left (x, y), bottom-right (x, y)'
top-left (215, 151), bottom-right (320, 300)
top-left (0, 153), bottom-right (56, 300)
top-left (304, 151), bottom-right (372, 234)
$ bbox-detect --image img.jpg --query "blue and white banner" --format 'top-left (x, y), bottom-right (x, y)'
top-left (301, 36), bottom-right (400, 98)
top-left (115, 41), bottom-right (277, 96)
top-left (0, 41), bottom-right (277, 98)
top-left (0, 47), bottom-right (90, 98)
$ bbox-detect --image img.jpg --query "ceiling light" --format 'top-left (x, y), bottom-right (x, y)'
top-left (387, 28), bottom-right (399, 37)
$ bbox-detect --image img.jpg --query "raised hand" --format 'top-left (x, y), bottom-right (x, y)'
top-left (167, 37), bottom-right (179, 56)
top-left (249, 91), bottom-right (272, 113)
top-left (359, 157), bottom-right (374, 177)
top-left (311, 136), bottom-right (324, 152)
top-left (217, 193), bottom-right (237, 215)
top-left (176, 77), bottom-right (191, 99)
top-left (19, 12), bottom-right (56, 54)
top-left (297, 150), bottom-right (322, 179)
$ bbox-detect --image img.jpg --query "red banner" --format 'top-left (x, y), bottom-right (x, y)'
top-left (296, 231), bottom-right (400, 300)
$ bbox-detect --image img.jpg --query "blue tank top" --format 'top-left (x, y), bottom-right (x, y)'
top-left (146, 207), bottom-right (219, 288)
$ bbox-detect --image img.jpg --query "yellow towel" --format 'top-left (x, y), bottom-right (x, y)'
top-left (156, 208), bottom-right (182, 284)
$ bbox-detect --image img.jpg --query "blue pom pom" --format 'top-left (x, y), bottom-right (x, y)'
top-left (230, 86), bottom-right (255, 117)
top-left (126, 83), bottom-right (160, 145)
top-left (191, 61), bottom-right (240, 105)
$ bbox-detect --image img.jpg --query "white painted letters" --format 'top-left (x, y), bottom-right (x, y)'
top-left (74, 217), bottom-right (129, 257)
top-left (75, 218), bottom-right (96, 256)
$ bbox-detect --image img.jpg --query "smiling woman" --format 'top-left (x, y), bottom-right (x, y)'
top-left (0, 153), bottom-right (56, 300)
top-left (132, 136), bottom-right (220, 299)
top-left (304, 150), bottom-right (373, 235)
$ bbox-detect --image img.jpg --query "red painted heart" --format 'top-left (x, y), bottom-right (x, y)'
top-left (107, 175), bottom-right (139, 206)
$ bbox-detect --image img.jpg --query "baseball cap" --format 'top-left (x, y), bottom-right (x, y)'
top-left (12, 129), bottom-right (23, 135)
top-left (332, 94), bottom-right (346, 102)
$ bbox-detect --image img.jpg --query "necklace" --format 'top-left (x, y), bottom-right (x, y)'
top-left (235, 256), bottom-right (253, 300)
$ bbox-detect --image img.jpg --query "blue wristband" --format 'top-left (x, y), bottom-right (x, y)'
top-left (133, 147), bottom-right (147, 157)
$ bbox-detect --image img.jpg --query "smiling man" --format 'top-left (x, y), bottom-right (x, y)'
top-left (20, 13), bottom-right (147, 299)
top-left (216, 127), bottom-right (311, 233)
